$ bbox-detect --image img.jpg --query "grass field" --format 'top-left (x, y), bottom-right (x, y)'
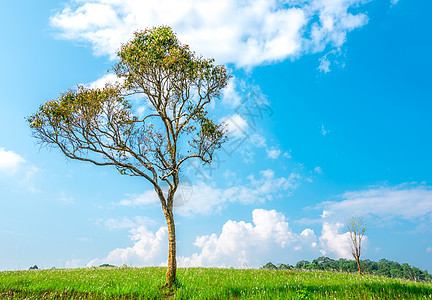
top-left (1, 267), bottom-right (431, 299)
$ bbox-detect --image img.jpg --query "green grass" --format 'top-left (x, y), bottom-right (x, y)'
top-left (1, 267), bottom-right (431, 299)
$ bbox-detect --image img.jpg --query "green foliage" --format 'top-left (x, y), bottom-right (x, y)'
top-left (28, 265), bottom-right (38, 270)
top-left (1, 267), bottom-right (431, 299)
top-left (296, 289), bottom-right (311, 300)
top-left (262, 262), bottom-right (277, 270)
top-left (114, 26), bottom-right (228, 96)
top-left (266, 257), bottom-right (432, 283)
top-left (28, 26), bottom-right (230, 179)
top-left (28, 85), bottom-right (127, 130)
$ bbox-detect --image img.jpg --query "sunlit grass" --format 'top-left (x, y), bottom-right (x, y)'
top-left (1, 267), bottom-right (431, 299)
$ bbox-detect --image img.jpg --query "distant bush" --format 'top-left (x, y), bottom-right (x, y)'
top-left (263, 257), bottom-right (432, 282)
top-left (29, 265), bottom-right (38, 270)
top-left (99, 264), bottom-right (116, 268)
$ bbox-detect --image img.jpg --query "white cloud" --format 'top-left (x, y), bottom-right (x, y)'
top-left (321, 210), bottom-right (333, 218)
top-left (221, 114), bottom-right (248, 138)
top-left (318, 55), bottom-right (331, 73)
top-left (119, 190), bottom-right (159, 207)
top-left (87, 226), bottom-right (168, 267)
top-left (179, 209), bottom-right (308, 267)
top-left (118, 170), bottom-right (300, 216)
top-left (321, 124), bottom-right (330, 136)
top-left (318, 222), bottom-right (353, 259)
top-left (87, 208), bottom-right (361, 268)
top-left (266, 147), bottom-right (281, 159)
top-left (283, 151), bottom-right (292, 159)
top-left (65, 258), bottom-right (83, 269)
top-left (314, 166), bottom-right (322, 174)
top-left (176, 170), bottom-right (301, 216)
top-left (0, 148), bottom-right (40, 192)
top-left (179, 209), bottom-right (319, 268)
top-left (249, 134), bottom-right (267, 148)
top-left (86, 73), bottom-right (122, 89)
top-left (427, 247), bottom-right (432, 254)
top-left (50, 0), bottom-right (372, 68)
top-left (222, 77), bottom-right (242, 108)
top-left (320, 185), bottom-right (432, 220)
top-left (0, 148), bottom-right (25, 175)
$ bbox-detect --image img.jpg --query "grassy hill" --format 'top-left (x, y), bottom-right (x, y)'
top-left (1, 267), bottom-right (431, 299)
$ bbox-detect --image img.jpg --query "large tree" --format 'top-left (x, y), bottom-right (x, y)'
top-left (28, 26), bottom-right (229, 286)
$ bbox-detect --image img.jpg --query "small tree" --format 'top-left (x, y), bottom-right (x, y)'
top-left (28, 26), bottom-right (229, 286)
top-left (347, 215), bottom-right (366, 274)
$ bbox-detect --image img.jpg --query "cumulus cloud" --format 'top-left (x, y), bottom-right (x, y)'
top-left (0, 148), bottom-right (25, 175)
top-left (87, 208), bottom-right (359, 268)
top-left (180, 209), bottom-right (308, 267)
top-left (87, 226), bottom-right (168, 267)
top-left (318, 222), bottom-right (352, 258)
top-left (50, 0), bottom-right (373, 68)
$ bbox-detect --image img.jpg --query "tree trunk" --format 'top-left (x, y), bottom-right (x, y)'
top-left (164, 209), bottom-right (177, 287)
top-left (356, 258), bottom-right (362, 275)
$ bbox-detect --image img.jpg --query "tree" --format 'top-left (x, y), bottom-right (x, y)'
top-left (28, 26), bottom-right (229, 287)
top-left (347, 215), bottom-right (366, 274)
top-left (262, 262), bottom-right (277, 270)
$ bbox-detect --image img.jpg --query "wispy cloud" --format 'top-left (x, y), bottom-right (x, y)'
top-left (57, 192), bottom-right (75, 204)
top-left (319, 184), bottom-right (432, 221)
top-left (390, 0), bottom-right (400, 7)
top-left (119, 170), bottom-right (301, 216)
top-left (119, 190), bottom-right (159, 207)
top-left (65, 258), bottom-right (83, 269)
top-left (321, 125), bottom-right (330, 136)
top-left (100, 216), bottom-right (158, 230)
top-left (266, 147), bottom-right (281, 159)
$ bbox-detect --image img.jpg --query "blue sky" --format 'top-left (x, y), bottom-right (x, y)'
top-left (1, 0), bottom-right (431, 272)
